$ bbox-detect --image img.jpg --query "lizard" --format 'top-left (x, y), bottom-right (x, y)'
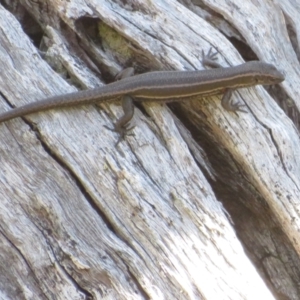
top-left (0, 49), bottom-right (284, 142)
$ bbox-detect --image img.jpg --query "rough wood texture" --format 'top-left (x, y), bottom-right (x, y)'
top-left (0, 0), bottom-right (298, 299)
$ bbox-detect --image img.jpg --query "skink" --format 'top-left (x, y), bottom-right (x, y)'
top-left (0, 50), bottom-right (284, 139)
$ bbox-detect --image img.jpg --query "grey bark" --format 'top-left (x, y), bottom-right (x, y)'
top-left (0, 0), bottom-right (298, 299)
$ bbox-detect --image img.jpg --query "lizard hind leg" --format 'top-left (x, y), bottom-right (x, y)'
top-left (111, 95), bottom-right (135, 146)
top-left (104, 67), bottom-right (136, 145)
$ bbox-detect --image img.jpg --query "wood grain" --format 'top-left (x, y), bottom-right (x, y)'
top-left (0, 0), bottom-right (298, 299)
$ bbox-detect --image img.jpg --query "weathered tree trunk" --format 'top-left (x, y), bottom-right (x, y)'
top-left (0, 0), bottom-right (298, 299)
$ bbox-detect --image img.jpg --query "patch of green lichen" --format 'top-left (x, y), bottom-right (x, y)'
top-left (98, 22), bottom-right (132, 60)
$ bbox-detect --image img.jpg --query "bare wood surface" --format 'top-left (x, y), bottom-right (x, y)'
top-left (0, 0), bottom-right (299, 299)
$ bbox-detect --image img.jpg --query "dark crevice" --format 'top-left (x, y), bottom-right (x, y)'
top-left (1, 1), bottom-right (44, 48)
top-left (75, 16), bottom-right (146, 79)
top-left (228, 37), bottom-right (258, 61)
top-left (0, 90), bottom-right (11, 106)
top-left (282, 12), bottom-right (300, 62)
top-left (59, 18), bottom-right (104, 79)
top-left (273, 12), bottom-right (300, 131)
top-left (269, 80), bottom-right (300, 131)
top-left (170, 102), bottom-right (272, 216)
top-left (74, 17), bottom-right (116, 80)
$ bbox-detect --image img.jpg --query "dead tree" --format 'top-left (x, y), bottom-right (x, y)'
top-left (0, 0), bottom-right (298, 299)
